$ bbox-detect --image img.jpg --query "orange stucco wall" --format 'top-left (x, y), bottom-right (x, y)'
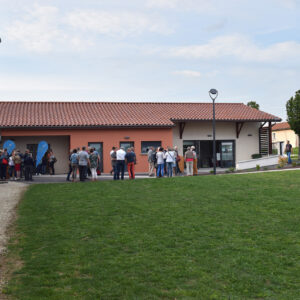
top-left (2, 128), bottom-right (173, 173)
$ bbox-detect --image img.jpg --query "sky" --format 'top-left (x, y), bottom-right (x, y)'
top-left (1, 0), bottom-right (300, 120)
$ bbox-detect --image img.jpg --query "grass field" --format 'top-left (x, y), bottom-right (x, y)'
top-left (4, 172), bottom-right (300, 299)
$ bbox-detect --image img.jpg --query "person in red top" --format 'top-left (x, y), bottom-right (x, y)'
top-left (185, 147), bottom-right (195, 176)
top-left (0, 149), bottom-right (9, 181)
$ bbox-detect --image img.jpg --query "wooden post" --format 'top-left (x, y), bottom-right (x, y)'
top-left (179, 122), bottom-right (186, 139)
top-left (269, 121), bottom-right (272, 155)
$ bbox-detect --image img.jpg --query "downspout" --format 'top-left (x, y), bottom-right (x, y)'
top-left (269, 122), bottom-right (272, 155)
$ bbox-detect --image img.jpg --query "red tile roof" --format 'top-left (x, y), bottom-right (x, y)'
top-left (272, 122), bottom-right (290, 131)
top-left (0, 102), bottom-right (281, 128)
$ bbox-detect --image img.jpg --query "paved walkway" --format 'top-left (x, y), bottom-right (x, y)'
top-left (17, 173), bottom-right (157, 184)
top-left (6, 167), bottom-right (300, 185)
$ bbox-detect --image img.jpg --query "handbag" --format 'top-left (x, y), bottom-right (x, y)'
top-left (97, 167), bottom-right (101, 175)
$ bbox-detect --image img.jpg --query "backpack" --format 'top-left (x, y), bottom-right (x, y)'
top-left (151, 152), bottom-right (157, 163)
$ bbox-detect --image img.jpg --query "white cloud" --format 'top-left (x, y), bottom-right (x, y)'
top-left (146, 0), bottom-right (213, 11)
top-left (173, 70), bottom-right (201, 77)
top-left (4, 5), bottom-right (172, 53)
top-left (5, 5), bottom-right (62, 52)
top-left (168, 35), bottom-right (300, 63)
top-left (65, 10), bottom-right (172, 37)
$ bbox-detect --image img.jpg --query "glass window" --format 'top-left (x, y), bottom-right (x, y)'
top-left (183, 140), bottom-right (196, 155)
top-left (120, 142), bottom-right (134, 152)
top-left (141, 141), bottom-right (161, 153)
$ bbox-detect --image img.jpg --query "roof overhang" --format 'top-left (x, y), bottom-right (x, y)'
top-left (0, 124), bottom-right (174, 130)
top-left (171, 118), bottom-right (282, 123)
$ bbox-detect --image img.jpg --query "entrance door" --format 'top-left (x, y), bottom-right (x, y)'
top-left (280, 142), bottom-right (284, 155)
top-left (220, 141), bottom-right (234, 168)
top-left (200, 141), bottom-right (212, 168)
top-left (88, 142), bottom-right (103, 172)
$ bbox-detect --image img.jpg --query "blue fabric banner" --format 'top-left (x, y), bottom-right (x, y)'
top-left (36, 141), bottom-right (48, 167)
top-left (3, 140), bottom-right (16, 155)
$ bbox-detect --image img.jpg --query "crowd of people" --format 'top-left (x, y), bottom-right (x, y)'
top-left (68, 144), bottom-right (198, 182)
top-left (0, 148), bottom-right (57, 181)
top-left (66, 146), bottom-right (102, 182)
top-left (146, 145), bottom-right (198, 178)
top-left (65, 146), bottom-right (137, 182)
top-left (0, 144), bottom-right (200, 182)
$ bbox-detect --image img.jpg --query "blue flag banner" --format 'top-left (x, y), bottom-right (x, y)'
top-left (3, 140), bottom-right (16, 155)
top-left (36, 141), bottom-right (48, 167)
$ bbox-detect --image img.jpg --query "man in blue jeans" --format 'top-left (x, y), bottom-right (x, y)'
top-left (285, 141), bottom-right (292, 164)
top-left (78, 146), bottom-right (90, 181)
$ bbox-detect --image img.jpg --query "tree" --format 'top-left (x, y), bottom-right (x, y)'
top-left (247, 101), bottom-right (260, 110)
top-left (286, 90), bottom-right (300, 159)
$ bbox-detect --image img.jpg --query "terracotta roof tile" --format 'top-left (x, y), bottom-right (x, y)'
top-left (0, 102), bottom-right (281, 128)
top-left (272, 122), bottom-right (290, 131)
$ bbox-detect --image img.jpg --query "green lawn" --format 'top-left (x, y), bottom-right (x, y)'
top-left (5, 172), bottom-right (300, 299)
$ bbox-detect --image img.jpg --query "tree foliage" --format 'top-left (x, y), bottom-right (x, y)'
top-left (247, 101), bottom-right (260, 110)
top-left (286, 90), bottom-right (300, 158)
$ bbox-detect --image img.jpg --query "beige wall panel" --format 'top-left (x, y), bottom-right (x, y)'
top-left (273, 130), bottom-right (299, 148)
top-left (172, 121), bottom-right (260, 163)
top-left (2, 136), bottom-right (69, 174)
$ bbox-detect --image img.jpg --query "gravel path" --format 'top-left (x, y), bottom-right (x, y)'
top-left (0, 182), bottom-right (27, 255)
top-left (0, 182), bottom-right (27, 298)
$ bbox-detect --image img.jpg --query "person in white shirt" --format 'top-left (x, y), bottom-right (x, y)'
top-left (156, 147), bottom-right (165, 177)
top-left (165, 147), bottom-right (175, 177)
top-left (116, 147), bottom-right (126, 180)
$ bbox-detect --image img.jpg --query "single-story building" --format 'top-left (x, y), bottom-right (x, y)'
top-left (272, 122), bottom-right (298, 155)
top-left (0, 102), bottom-right (281, 174)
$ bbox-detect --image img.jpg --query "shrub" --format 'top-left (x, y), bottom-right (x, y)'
top-left (256, 164), bottom-right (260, 171)
top-left (292, 161), bottom-right (297, 167)
top-left (210, 170), bottom-right (214, 174)
top-left (229, 167), bottom-right (235, 173)
top-left (277, 165), bottom-right (282, 169)
top-left (252, 154), bottom-right (262, 159)
top-left (263, 167), bottom-right (268, 171)
top-left (278, 156), bottom-right (288, 168)
top-left (272, 149), bottom-right (278, 155)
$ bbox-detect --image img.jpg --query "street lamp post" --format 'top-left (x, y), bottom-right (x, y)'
top-left (209, 89), bottom-right (218, 175)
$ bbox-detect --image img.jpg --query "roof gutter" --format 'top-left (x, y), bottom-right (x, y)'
top-left (0, 124), bottom-right (175, 130)
top-left (171, 118), bottom-right (282, 123)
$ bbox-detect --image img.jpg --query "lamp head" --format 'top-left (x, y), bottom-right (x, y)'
top-left (209, 88), bottom-right (218, 101)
